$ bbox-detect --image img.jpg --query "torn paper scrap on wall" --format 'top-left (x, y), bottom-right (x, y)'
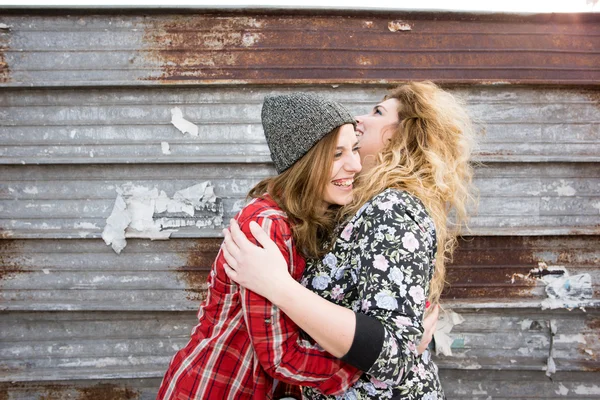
top-left (512, 262), bottom-right (593, 310)
top-left (545, 319), bottom-right (557, 377)
top-left (102, 182), bottom-right (223, 253)
top-left (433, 309), bottom-right (465, 356)
top-left (171, 107), bottom-right (199, 136)
top-left (537, 264), bottom-right (593, 310)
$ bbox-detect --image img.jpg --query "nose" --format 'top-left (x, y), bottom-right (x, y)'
top-left (354, 115), bottom-right (364, 124)
top-left (345, 151), bottom-right (362, 174)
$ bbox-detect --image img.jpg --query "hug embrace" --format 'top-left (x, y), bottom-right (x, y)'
top-left (157, 81), bottom-right (476, 400)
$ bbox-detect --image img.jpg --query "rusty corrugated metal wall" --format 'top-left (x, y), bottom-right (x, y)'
top-left (1, 8), bottom-right (599, 399)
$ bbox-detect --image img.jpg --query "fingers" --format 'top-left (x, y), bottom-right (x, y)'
top-left (223, 263), bottom-right (238, 282)
top-left (221, 228), bottom-right (239, 270)
top-left (230, 219), bottom-right (258, 251)
top-left (249, 220), bottom-right (277, 250)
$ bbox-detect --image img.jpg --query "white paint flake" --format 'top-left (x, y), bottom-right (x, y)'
top-left (388, 20), bottom-right (411, 31)
top-left (555, 180), bottom-right (576, 196)
top-left (161, 141), bottom-right (171, 155)
top-left (556, 383), bottom-right (569, 395)
top-left (242, 32), bottom-right (260, 47)
top-left (433, 309), bottom-right (465, 356)
top-left (473, 384), bottom-right (487, 395)
top-left (545, 355), bottom-right (556, 377)
top-left (573, 384), bottom-right (600, 395)
top-left (74, 222), bottom-right (99, 230)
top-left (70, 129), bottom-right (77, 138)
top-left (42, 269), bottom-right (50, 275)
top-left (520, 318), bottom-right (533, 330)
top-left (102, 182), bottom-right (222, 253)
top-left (102, 194), bottom-right (130, 254)
top-left (555, 334), bottom-right (587, 344)
top-left (593, 201), bottom-right (600, 214)
top-left (23, 186), bottom-right (39, 195)
top-left (170, 107), bottom-right (199, 136)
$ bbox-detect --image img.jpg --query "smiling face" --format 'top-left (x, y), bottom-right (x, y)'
top-left (322, 123), bottom-right (362, 207)
top-left (355, 98), bottom-right (401, 172)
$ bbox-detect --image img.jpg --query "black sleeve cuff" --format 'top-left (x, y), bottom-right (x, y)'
top-left (340, 312), bottom-right (385, 372)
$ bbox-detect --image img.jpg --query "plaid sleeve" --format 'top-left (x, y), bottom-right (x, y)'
top-left (238, 214), bottom-right (361, 395)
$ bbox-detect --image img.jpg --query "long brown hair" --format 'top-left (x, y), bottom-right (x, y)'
top-left (249, 126), bottom-right (342, 259)
top-left (343, 81), bottom-right (477, 304)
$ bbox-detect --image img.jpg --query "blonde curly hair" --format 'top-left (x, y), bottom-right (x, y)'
top-left (342, 81), bottom-right (478, 305)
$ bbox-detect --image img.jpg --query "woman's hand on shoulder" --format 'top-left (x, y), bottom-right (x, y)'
top-left (222, 219), bottom-right (294, 301)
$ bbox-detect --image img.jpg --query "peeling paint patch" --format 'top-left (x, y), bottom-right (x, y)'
top-left (241, 32), bottom-right (261, 47)
top-left (555, 333), bottom-right (587, 344)
top-left (161, 141), bottom-right (171, 154)
top-left (102, 182), bottom-right (223, 253)
top-left (556, 383), bottom-right (569, 395)
top-left (545, 320), bottom-right (557, 377)
top-left (74, 222), bottom-right (100, 230)
top-left (540, 265), bottom-right (593, 310)
top-left (512, 261), bottom-right (594, 309)
top-left (23, 186), bottom-right (39, 195)
top-left (592, 201), bottom-right (600, 214)
top-left (433, 309), bottom-right (464, 356)
top-left (171, 107), bottom-right (199, 136)
top-left (555, 180), bottom-right (577, 196)
top-left (388, 20), bottom-right (412, 32)
top-left (573, 384), bottom-right (600, 395)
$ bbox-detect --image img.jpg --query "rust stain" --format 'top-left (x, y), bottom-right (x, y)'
top-left (440, 236), bottom-right (600, 300)
top-left (178, 238), bottom-right (220, 301)
top-left (139, 12), bottom-right (600, 85)
top-left (143, 15), bottom-right (265, 82)
top-left (0, 22), bottom-right (10, 83)
top-left (0, 383), bottom-right (140, 400)
top-left (0, 239), bottom-right (24, 281)
top-left (77, 383), bottom-right (140, 400)
top-left (0, 228), bottom-right (14, 239)
top-left (38, 385), bottom-right (64, 400)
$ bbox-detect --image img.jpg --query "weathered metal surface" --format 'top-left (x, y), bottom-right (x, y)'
top-left (0, 11), bottom-right (598, 86)
top-left (439, 370), bottom-right (600, 399)
top-left (445, 236), bottom-right (600, 301)
top-left (1, 86), bottom-right (599, 165)
top-left (0, 9), bottom-right (599, 400)
top-left (1, 236), bottom-right (597, 312)
top-left (1, 162), bottom-right (599, 239)
top-left (0, 379), bottom-right (161, 400)
top-left (1, 309), bottom-right (598, 390)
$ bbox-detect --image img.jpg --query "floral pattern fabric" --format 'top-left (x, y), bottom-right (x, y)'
top-left (301, 189), bottom-right (445, 400)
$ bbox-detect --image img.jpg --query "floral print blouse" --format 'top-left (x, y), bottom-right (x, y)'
top-left (301, 189), bottom-right (445, 400)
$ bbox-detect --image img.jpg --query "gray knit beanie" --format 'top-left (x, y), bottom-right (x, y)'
top-left (261, 93), bottom-right (356, 173)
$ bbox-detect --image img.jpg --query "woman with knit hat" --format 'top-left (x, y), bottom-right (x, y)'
top-left (223, 81), bottom-right (477, 400)
top-left (157, 93), bottom-right (364, 400)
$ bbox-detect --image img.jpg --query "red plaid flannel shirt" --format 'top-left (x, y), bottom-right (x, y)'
top-left (157, 196), bottom-right (361, 400)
